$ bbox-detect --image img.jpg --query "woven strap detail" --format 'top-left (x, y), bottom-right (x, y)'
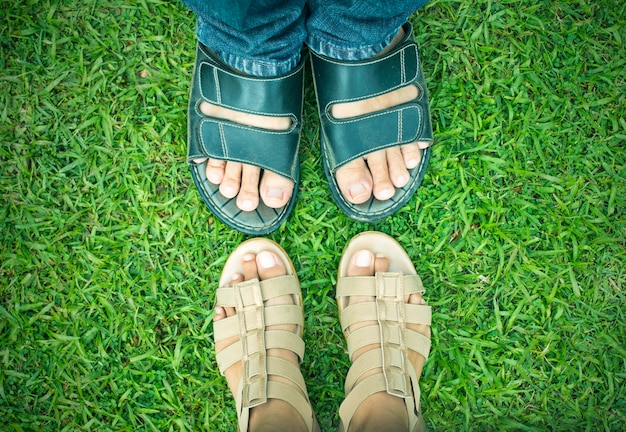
top-left (214, 276), bottom-right (302, 408)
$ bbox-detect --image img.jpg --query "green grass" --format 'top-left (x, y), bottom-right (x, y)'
top-left (1, 0), bottom-right (624, 430)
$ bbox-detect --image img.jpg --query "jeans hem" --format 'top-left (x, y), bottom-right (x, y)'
top-left (306, 28), bottom-right (401, 61)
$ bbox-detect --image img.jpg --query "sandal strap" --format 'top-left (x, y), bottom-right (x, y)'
top-left (337, 273), bottom-right (426, 299)
top-left (337, 271), bottom-right (431, 432)
top-left (311, 23), bottom-right (433, 172)
top-left (188, 43), bottom-right (305, 180)
top-left (216, 275), bottom-right (302, 306)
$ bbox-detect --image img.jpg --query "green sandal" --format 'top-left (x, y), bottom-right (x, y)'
top-left (215, 238), bottom-right (319, 431)
top-left (311, 23), bottom-right (433, 222)
top-left (187, 44), bottom-right (305, 235)
top-left (336, 232), bottom-right (432, 432)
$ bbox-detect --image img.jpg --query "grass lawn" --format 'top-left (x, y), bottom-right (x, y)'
top-left (1, 0), bottom-right (625, 430)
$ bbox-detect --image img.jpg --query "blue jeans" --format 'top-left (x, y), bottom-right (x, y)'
top-left (181, 0), bottom-right (429, 76)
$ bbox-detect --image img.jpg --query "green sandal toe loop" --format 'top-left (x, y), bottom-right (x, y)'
top-left (311, 23), bottom-right (433, 222)
top-left (187, 43), bottom-right (305, 234)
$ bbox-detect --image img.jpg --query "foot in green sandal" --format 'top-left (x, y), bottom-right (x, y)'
top-left (214, 239), bottom-right (319, 432)
top-left (332, 26), bottom-right (431, 206)
top-left (312, 23), bottom-right (433, 221)
top-left (188, 45), bottom-right (305, 234)
top-left (336, 232), bottom-right (431, 432)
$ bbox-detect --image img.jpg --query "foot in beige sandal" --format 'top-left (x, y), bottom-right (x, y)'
top-left (214, 238), bottom-right (319, 432)
top-left (336, 232), bottom-right (432, 432)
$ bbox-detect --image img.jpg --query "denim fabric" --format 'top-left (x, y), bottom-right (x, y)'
top-left (182, 0), bottom-right (429, 77)
top-left (306, 0), bottom-right (429, 60)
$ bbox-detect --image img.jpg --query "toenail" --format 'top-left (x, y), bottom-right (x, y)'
top-left (377, 188), bottom-right (395, 200)
top-left (407, 158), bottom-right (420, 168)
top-left (397, 174), bottom-right (409, 186)
top-left (258, 252), bottom-right (276, 269)
top-left (349, 183), bottom-right (367, 197)
top-left (240, 199), bottom-right (255, 210)
top-left (355, 250), bottom-right (373, 268)
top-left (208, 173), bottom-right (222, 184)
top-left (267, 188), bottom-right (285, 199)
top-left (243, 254), bottom-right (255, 262)
top-left (222, 186), bottom-right (236, 196)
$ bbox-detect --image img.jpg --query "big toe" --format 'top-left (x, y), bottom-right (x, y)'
top-left (335, 159), bottom-right (373, 204)
top-left (260, 171), bottom-right (294, 209)
top-left (256, 251), bottom-right (288, 280)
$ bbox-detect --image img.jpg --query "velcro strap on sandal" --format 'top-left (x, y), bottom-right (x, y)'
top-left (312, 43), bottom-right (419, 106)
top-left (311, 23), bottom-right (433, 172)
top-left (188, 43), bottom-right (305, 180)
top-left (321, 107), bottom-right (424, 172)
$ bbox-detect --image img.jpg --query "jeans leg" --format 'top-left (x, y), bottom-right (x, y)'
top-left (181, 0), bottom-right (307, 76)
top-left (306, 0), bottom-right (429, 60)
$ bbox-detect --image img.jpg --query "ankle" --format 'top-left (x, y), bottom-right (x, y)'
top-left (348, 392), bottom-right (408, 432)
top-left (250, 399), bottom-right (308, 432)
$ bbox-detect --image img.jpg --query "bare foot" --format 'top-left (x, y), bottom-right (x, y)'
top-left (342, 249), bottom-right (430, 432)
top-left (214, 250), bottom-right (308, 432)
top-left (331, 27), bottom-right (431, 205)
top-left (194, 103), bottom-right (294, 212)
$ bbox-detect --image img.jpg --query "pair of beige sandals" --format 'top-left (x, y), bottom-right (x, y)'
top-left (215, 232), bottom-right (431, 431)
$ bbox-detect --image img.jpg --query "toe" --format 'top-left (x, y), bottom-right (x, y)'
top-left (220, 162), bottom-right (243, 199)
top-left (374, 254), bottom-right (390, 273)
top-left (386, 146), bottom-right (410, 188)
top-left (366, 150), bottom-right (395, 201)
top-left (260, 171), bottom-right (294, 209)
top-left (400, 143), bottom-right (423, 170)
top-left (206, 159), bottom-right (227, 184)
top-left (336, 158), bottom-right (373, 204)
top-left (213, 306), bottom-right (227, 322)
top-left (256, 251), bottom-right (287, 280)
top-left (242, 253), bottom-right (259, 280)
top-left (348, 250), bottom-right (376, 276)
top-left (236, 164), bottom-right (261, 211)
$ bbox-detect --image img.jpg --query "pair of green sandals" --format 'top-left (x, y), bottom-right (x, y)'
top-left (187, 23), bottom-right (433, 234)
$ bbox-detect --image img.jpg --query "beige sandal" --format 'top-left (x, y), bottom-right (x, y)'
top-left (214, 238), bottom-right (319, 432)
top-left (336, 232), bottom-right (432, 432)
